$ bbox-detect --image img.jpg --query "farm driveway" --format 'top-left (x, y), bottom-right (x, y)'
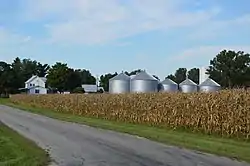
top-left (0, 105), bottom-right (249, 166)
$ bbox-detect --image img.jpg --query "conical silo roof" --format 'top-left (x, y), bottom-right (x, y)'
top-left (109, 72), bottom-right (130, 81)
top-left (131, 71), bottom-right (157, 81)
top-left (161, 78), bottom-right (177, 85)
top-left (179, 79), bottom-right (197, 86)
top-left (199, 78), bottom-right (220, 87)
top-left (130, 75), bottom-right (136, 79)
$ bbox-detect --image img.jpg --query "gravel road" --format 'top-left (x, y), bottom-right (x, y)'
top-left (0, 105), bottom-right (249, 166)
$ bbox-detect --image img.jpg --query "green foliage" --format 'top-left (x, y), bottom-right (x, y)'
top-left (99, 72), bottom-right (118, 92)
top-left (0, 62), bottom-right (12, 94)
top-left (0, 57), bottom-right (97, 94)
top-left (166, 74), bottom-right (176, 81)
top-left (76, 69), bottom-right (96, 84)
top-left (0, 123), bottom-right (49, 166)
top-left (47, 64), bottom-right (97, 92)
top-left (207, 50), bottom-right (250, 88)
top-left (72, 87), bottom-right (85, 94)
top-left (153, 75), bottom-right (160, 80)
top-left (166, 68), bottom-right (187, 84)
top-left (124, 69), bottom-right (142, 76)
top-left (65, 69), bottom-right (82, 91)
top-left (0, 57), bottom-right (50, 94)
top-left (47, 62), bottom-right (69, 92)
top-left (188, 68), bottom-right (199, 84)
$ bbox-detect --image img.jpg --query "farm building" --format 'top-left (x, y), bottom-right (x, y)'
top-left (19, 75), bottom-right (48, 94)
top-left (82, 84), bottom-right (104, 93)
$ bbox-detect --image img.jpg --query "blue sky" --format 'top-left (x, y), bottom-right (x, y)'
top-left (0, 0), bottom-right (250, 80)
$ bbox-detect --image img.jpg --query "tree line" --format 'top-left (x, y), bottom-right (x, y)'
top-left (165, 50), bottom-right (250, 88)
top-left (0, 58), bottom-right (96, 94)
top-left (0, 49), bottom-right (250, 94)
top-left (98, 50), bottom-right (250, 91)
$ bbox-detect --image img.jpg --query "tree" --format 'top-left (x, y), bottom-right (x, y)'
top-left (153, 75), bottom-right (160, 80)
top-left (175, 68), bottom-right (187, 84)
top-left (47, 62), bottom-right (69, 92)
top-left (207, 50), bottom-right (250, 88)
top-left (21, 59), bottom-right (39, 81)
top-left (64, 68), bottom-right (82, 91)
top-left (76, 69), bottom-right (96, 84)
top-left (9, 57), bottom-right (50, 92)
top-left (166, 74), bottom-right (176, 82)
top-left (166, 68), bottom-right (187, 84)
top-left (188, 68), bottom-right (199, 84)
top-left (99, 73), bottom-right (118, 92)
top-left (11, 57), bottom-right (24, 92)
top-left (0, 62), bottom-right (13, 94)
top-left (37, 63), bottom-right (50, 77)
top-left (125, 69), bottom-right (142, 76)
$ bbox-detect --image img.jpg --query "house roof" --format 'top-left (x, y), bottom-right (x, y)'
top-left (25, 75), bottom-right (37, 83)
top-left (25, 75), bottom-right (47, 83)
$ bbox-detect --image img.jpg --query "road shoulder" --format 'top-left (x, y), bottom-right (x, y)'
top-left (0, 121), bottom-right (50, 166)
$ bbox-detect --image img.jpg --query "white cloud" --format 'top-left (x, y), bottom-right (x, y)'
top-left (188, 14), bottom-right (250, 40)
top-left (21, 0), bottom-right (221, 45)
top-left (177, 45), bottom-right (250, 60)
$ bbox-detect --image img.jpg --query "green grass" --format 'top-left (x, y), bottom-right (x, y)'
top-left (0, 121), bottom-right (50, 166)
top-left (1, 98), bottom-right (250, 163)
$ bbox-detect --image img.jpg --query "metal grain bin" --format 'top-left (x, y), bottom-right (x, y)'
top-left (199, 78), bottom-right (221, 92)
top-left (160, 78), bottom-right (178, 92)
top-left (130, 75), bottom-right (136, 79)
top-left (179, 79), bottom-right (198, 93)
top-left (109, 72), bottom-right (130, 94)
top-left (131, 71), bottom-right (158, 93)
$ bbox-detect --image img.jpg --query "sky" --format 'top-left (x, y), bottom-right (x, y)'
top-left (0, 0), bottom-right (250, 80)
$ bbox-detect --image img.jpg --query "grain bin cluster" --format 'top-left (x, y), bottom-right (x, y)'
top-left (109, 70), bottom-right (221, 94)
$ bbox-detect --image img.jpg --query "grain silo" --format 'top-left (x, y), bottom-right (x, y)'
top-left (199, 78), bottom-right (221, 92)
top-left (160, 78), bottom-right (178, 92)
top-left (199, 66), bottom-right (210, 84)
top-left (131, 71), bottom-right (158, 93)
top-left (109, 72), bottom-right (130, 94)
top-left (179, 79), bottom-right (198, 93)
top-left (130, 74), bottom-right (136, 79)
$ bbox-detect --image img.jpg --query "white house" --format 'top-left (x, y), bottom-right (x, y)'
top-left (20, 75), bottom-right (48, 94)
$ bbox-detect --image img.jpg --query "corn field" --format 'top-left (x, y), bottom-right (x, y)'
top-left (10, 89), bottom-right (250, 139)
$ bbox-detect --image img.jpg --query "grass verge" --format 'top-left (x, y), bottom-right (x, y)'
top-left (0, 121), bottom-right (49, 166)
top-left (1, 98), bottom-right (250, 163)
